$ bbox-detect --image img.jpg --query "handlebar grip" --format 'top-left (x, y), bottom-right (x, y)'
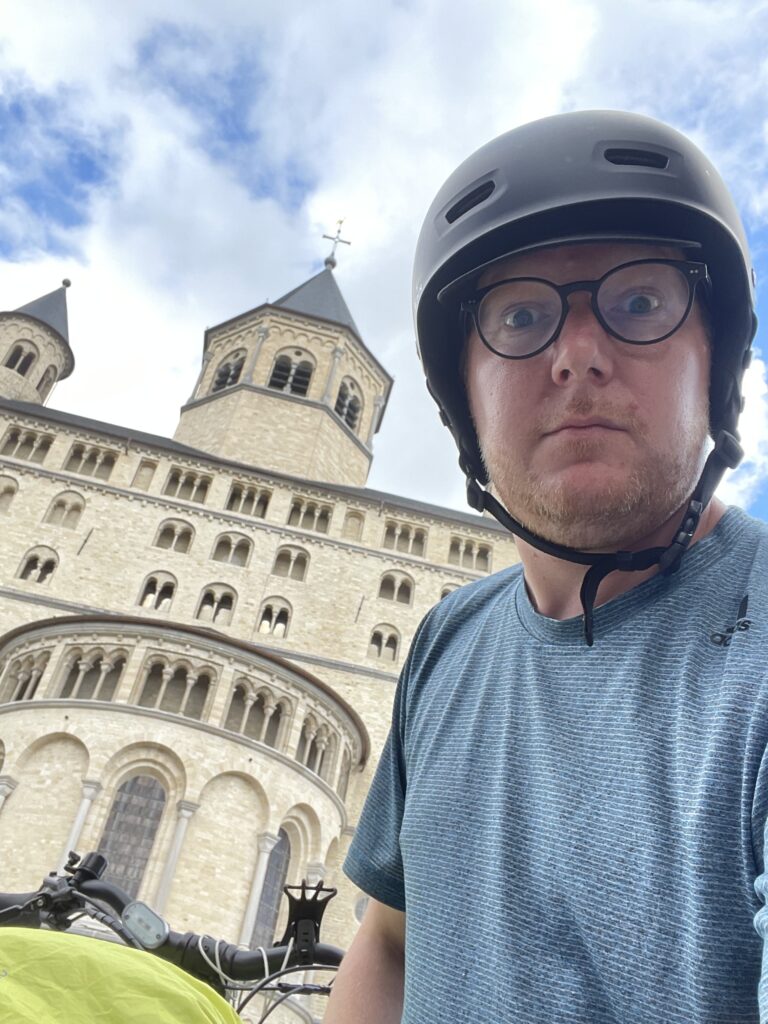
top-left (154, 930), bottom-right (344, 983)
top-left (0, 892), bottom-right (43, 927)
top-left (0, 893), bottom-right (40, 911)
top-left (79, 878), bottom-right (132, 914)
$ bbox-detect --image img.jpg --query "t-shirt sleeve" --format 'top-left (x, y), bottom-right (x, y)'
top-left (343, 655), bottom-right (410, 912)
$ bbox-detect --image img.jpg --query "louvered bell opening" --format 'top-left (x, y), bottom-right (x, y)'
top-left (604, 148), bottom-right (669, 170)
top-left (445, 180), bottom-right (496, 224)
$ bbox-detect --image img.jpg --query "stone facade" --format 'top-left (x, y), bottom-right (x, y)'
top-left (0, 273), bottom-right (519, 1022)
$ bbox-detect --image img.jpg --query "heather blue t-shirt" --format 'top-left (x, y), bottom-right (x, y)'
top-left (345, 507), bottom-right (768, 1024)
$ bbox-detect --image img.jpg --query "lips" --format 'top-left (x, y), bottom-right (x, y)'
top-left (545, 418), bottom-right (624, 435)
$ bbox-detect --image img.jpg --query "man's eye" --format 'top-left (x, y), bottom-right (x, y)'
top-left (502, 306), bottom-right (541, 329)
top-left (621, 292), bottom-right (662, 315)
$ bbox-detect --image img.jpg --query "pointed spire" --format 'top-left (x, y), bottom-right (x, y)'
top-left (274, 267), bottom-right (362, 339)
top-left (15, 279), bottom-right (71, 344)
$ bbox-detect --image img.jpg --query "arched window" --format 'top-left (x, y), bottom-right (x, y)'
top-left (137, 572), bottom-right (176, 610)
top-left (368, 626), bottom-right (400, 663)
top-left (378, 571), bottom-right (413, 605)
top-left (153, 519), bottom-right (194, 553)
top-left (257, 598), bottom-right (291, 638)
top-left (138, 662), bottom-right (211, 719)
top-left (18, 546), bottom-right (58, 584)
top-left (267, 350), bottom-right (315, 396)
top-left (226, 484), bottom-right (271, 517)
top-left (0, 476), bottom-right (18, 513)
top-left (383, 520), bottom-right (427, 556)
top-left (59, 653), bottom-right (125, 701)
top-left (0, 652), bottom-right (50, 703)
top-left (251, 829), bottom-right (291, 948)
top-left (211, 350), bottom-right (246, 393)
top-left (1, 427), bottom-right (52, 463)
top-left (287, 498), bottom-right (331, 534)
top-left (98, 775), bottom-right (166, 899)
top-left (212, 534), bottom-right (252, 567)
top-left (5, 340), bottom-right (38, 377)
top-left (223, 686), bottom-right (284, 746)
top-left (37, 364), bottom-right (57, 400)
top-left (296, 719), bottom-right (335, 779)
top-left (162, 468), bottom-right (210, 503)
top-left (43, 491), bottom-right (85, 529)
top-left (334, 377), bottom-right (363, 431)
top-left (64, 443), bottom-right (116, 480)
top-left (196, 585), bottom-right (237, 625)
top-left (441, 584), bottom-right (459, 599)
top-left (271, 546), bottom-right (309, 581)
top-left (342, 510), bottom-right (364, 541)
top-left (448, 536), bottom-right (492, 572)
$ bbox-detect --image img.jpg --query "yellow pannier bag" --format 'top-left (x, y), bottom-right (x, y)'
top-left (0, 927), bottom-right (242, 1023)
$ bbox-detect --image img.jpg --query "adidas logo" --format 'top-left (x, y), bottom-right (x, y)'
top-left (710, 595), bottom-right (751, 647)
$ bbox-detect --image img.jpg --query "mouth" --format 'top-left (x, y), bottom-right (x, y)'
top-left (545, 418), bottom-right (624, 436)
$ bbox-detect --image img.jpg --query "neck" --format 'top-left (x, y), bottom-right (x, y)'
top-left (515, 497), bottom-right (727, 620)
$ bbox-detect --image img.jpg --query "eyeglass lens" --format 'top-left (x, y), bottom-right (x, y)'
top-left (476, 261), bottom-right (693, 358)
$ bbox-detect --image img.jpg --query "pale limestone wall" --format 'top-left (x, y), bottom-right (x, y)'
top-left (0, 400), bottom-right (519, 1003)
top-left (175, 306), bottom-right (390, 487)
top-left (174, 387), bottom-right (372, 486)
top-left (0, 314), bottom-right (71, 404)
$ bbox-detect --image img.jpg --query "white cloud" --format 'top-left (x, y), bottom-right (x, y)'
top-left (1, 0), bottom-right (768, 521)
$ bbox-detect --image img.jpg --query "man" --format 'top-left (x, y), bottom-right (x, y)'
top-left (324, 111), bottom-right (768, 1023)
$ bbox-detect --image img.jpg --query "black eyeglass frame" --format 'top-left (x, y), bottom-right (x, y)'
top-left (459, 258), bottom-right (710, 360)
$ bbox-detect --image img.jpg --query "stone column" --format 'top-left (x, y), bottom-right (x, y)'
top-left (322, 346), bottom-right (344, 405)
top-left (238, 832), bottom-right (279, 946)
top-left (57, 780), bottom-right (102, 870)
top-left (305, 862), bottom-right (327, 887)
top-left (92, 660), bottom-right (113, 700)
top-left (112, 644), bottom-right (145, 705)
top-left (155, 667), bottom-right (175, 709)
top-left (259, 702), bottom-right (276, 744)
top-left (0, 776), bottom-right (18, 815)
top-left (154, 801), bottom-right (199, 915)
top-left (237, 694), bottom-right (254, 734)
top-left (366, 395), bottom-right (385, 447)
top-left (179, 674), bottom-right (197, 716)
top-left (244, 325), bottom-right (269, 384)
top-left (10, 669), bottom-right (31, 702)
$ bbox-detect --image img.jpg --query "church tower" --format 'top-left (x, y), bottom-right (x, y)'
top-left (0, 281), bottom-right (74, 404)
top-left (173, 261), bottom-right (392, 488)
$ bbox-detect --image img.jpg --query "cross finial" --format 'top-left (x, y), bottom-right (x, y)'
top-left (322, 219), bottom-right (351, 270)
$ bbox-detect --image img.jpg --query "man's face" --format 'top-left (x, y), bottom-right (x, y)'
top-left (464, 241), bottom-right (711, 550)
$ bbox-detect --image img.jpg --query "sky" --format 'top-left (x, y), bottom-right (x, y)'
top-left (3, 0), bottom-right (768, 520)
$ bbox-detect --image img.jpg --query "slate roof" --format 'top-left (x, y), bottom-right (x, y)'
top-left (273, 267), bottom-right (362, 340)
top-left (15, 283), bottom-right (71, 345)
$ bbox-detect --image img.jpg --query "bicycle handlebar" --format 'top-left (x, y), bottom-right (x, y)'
top-left (0, 851), bottom-right (344, 992)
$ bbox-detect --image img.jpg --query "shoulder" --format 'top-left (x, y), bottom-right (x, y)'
top-left (403, 564), bottom-right (523, 672)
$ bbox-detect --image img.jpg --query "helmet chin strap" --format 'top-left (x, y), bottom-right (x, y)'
top-left (465, 429), bottom-right (743, 645)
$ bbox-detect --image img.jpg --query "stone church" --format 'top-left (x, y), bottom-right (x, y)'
top-left (0, 257), bottom-right (518, 1017)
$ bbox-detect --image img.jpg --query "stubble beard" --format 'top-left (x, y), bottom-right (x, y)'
top-left (479, 401), bottom-right (710, 552)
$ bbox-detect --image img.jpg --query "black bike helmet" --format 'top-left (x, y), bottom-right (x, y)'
top-left (413, 110), bottom-right (758, 643)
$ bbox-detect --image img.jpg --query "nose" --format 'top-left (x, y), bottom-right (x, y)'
top-left (549, 293), bottom-right (615, 386)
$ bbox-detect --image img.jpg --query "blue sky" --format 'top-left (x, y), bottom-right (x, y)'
top-left (2, 0), bottom-right (768, 520)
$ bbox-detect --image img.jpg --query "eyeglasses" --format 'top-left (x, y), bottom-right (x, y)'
top-left (460, 259), bottom-right (709, 360)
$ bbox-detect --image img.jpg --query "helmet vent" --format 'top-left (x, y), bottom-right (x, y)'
top-left (445, 180), bottom-right (495, 224)
top-left (604, 147), bottom-right (669, 170)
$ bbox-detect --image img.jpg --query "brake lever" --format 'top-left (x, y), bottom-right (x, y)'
top-left (0, 891), bottom-right (51, 926)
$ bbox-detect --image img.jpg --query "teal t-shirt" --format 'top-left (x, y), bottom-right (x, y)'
top-left (345, 506), bottom-right (768, 1023)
